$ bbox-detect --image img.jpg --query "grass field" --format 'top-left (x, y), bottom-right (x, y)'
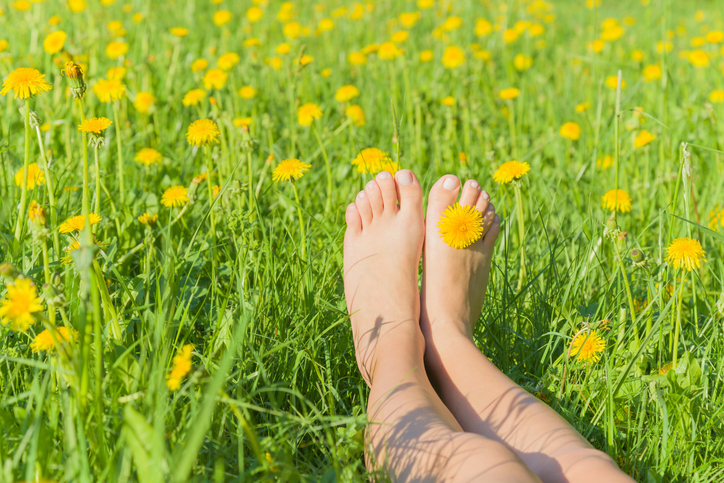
top-left (1, 0), bottom-right (723, 481)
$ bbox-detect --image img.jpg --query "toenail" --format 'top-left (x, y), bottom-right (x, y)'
top-left (443, 177), bottom-right (458, 190)
top-left (377, 171), bottom-right (391, 180)
top-left (397, 171), bottom-right (412, 185)
top-left (481, 191), bottom-right (490, 201)
top-left (358, 191), bottom-right (367, 198)
top-left (366, 181), bottom-right (377, 190)
top-left (489, 203), bottom-right (495, 211)
top-left (470, 181), bottom-right (479, 189)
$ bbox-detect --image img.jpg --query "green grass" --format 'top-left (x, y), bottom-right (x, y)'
top-left (1, 0), bottom-right (723, 481)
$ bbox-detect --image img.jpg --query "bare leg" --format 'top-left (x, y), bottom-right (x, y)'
top-left (420, 175), bottom-right (634, 483)
top-left (344, 170), bottom-right (541, 482)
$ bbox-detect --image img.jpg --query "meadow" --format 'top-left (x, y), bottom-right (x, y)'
top-left (0, 0), bottom-right (723, 481)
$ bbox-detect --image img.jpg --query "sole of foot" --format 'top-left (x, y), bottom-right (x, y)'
top-left (343, 169), bottom-right (425, 387)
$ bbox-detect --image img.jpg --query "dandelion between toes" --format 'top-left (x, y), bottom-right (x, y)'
top-left (343, 170), bottom-right (634, 483)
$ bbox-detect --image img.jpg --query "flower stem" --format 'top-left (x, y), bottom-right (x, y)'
top-left (14, 102), bottom-right (31, 241)
top-left (291, 182), bottom-right (306, 261)
top-left (34, 125), bottom-right (61, 257)
top-left (204, 146), bottom-right (218, 301)
top-left (513, 182), bottom-right (526, 290)
top-left (672, 274), bottom-right (682, 367)
top-left (93, 145), bottom-right (101, 217)
top-left (112, 102), bottom-right (125, 205)
top-left (313, 123), bottom-right (332, 215)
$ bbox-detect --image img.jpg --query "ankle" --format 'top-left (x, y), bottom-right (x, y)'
top-left (359, 321), bottom-right (426, 386)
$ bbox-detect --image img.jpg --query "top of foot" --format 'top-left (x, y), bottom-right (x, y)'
top-left (421, 175), bottom-right (500, 341)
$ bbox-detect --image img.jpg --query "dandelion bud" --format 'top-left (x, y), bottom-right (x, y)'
top-left (0, 263), bottom-right (20, 282)
top-left (240, 128), bottom-right (258, 152)
top-left (188, 178), bottom-right (200, 201)
top-left (62, 61), bottom-right (86, 99)
top-left (631, 248), bottom-right (648, 269)
top-left (616, 231), bottom-right (627, 252)
top-left (606, 216), bottom-right (618, 232)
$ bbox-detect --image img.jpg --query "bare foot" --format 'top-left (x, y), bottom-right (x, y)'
top-left (421, 175), bottom-right (500, 346)
top-left (343, 169), bottom-right (424, 386)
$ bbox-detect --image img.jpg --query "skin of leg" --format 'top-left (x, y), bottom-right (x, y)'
top-left (344, 169), bottom-right (541, 483)
top-left (420, 175), bottom-right (635, 483)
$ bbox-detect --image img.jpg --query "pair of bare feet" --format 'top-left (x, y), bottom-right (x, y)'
top-left (343, 170), bottom-right (634, 482)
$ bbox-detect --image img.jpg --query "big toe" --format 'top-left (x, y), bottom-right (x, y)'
top-left (426, 174), bottom-right (461, 226)
top-left (395, 169), bottom-right (423, 216)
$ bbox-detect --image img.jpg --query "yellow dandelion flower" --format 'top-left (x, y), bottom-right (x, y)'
top-left (182, 88), bottom-right (206, 107)
top-left (378, 41), bottom-right (403, 60)
top-left (31, 327), bottom-right (78, 353)
top-left (283, 21), bottom-right (302, 39)
top-left (634, 130), bottom-right (656, 148)
top-left (442, 45), bottom-right (465, 69)
top-left (601, 189), bottom-right (632, 213)
top-left (437, 203), bottom-right (484, 249)
top-left (138, 212), bottom-right (158, 226)
top-left (105, 41), bottom-right (128, 59)
top-left (59, 213), bottom-right (102, 233)
top-left (605, 75), bottom-right (625, 90)
top-left (166, 344), bottom-right (194, 391)
top-left (688, 49), bottom-right (709, 67)
top-left (134, 92), bottom-right (156, 113)
top-left (246, 6), bottom-right (263, 23)
top-left (186, 119), bottom-right (220, 147)
top-left (420, 50), bottom-right (434, 62)
top-left (134, 148), bottom-right (162, 166)
top-left (1, 68), bottom-right (52, 99)
top-left (272, 158), bottom-right (311, 182)
top-left (499, 88), bottom-right (520, 100)
top-left (560, 122), bottom-right (581, 141)
top-left (203, 68), bottom-right (228, 90)
top-left (348, 52), bottom-right (368, 65)
top-left (297, 102), bottom-right (322, 126)
top-left (493, 160), bottom-right (530, 184)
top-left (238, 86), bottom-right (257, 99)
top-left (14, 163), bottom-right (45, 190)
top-left (570, 330), bottom-right (605, 363)
top-left (297, 54), bottom-right (314, 66)
top-left (345, 105), bottom-right (366, 127)
top-left (441, 96), bottom-right (455, 107)
top-left (170, 27), bottom-right (189, 37)
top-left (335, 85), bottom-right (359, 102)
top-left (93, 78), bottom-right (126, 103)
top-left (191, 59), bottom-right (209, 72)
top-left (399, 12), bottom-right (421, 28)
top-left (351, 148), bottom-right (393, 174)
top-left (513, 53), bottom-right (532, 71)
top-left (213, 10), bottom-right (232, 27)
top-left (78, 117), bottom-right (112, 135)
top-left (666, 237), bottom-right (706, 271)
top-left (217, 52), bottom-right (240, 71)
top-left (43, 30), bottom-right (67, 54)
top-left (28, 201), bottom-right (46, 225)
top-left (576, 102), bottom-right (591, 113)
top-left (709, 90), bottom-right (724, 104)
top-left (0, 278), bottom-right (44, 333)
top-left (642, 64), bottom-right (662, 82)
top-left (161, 186), bottom-right (189, 208)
